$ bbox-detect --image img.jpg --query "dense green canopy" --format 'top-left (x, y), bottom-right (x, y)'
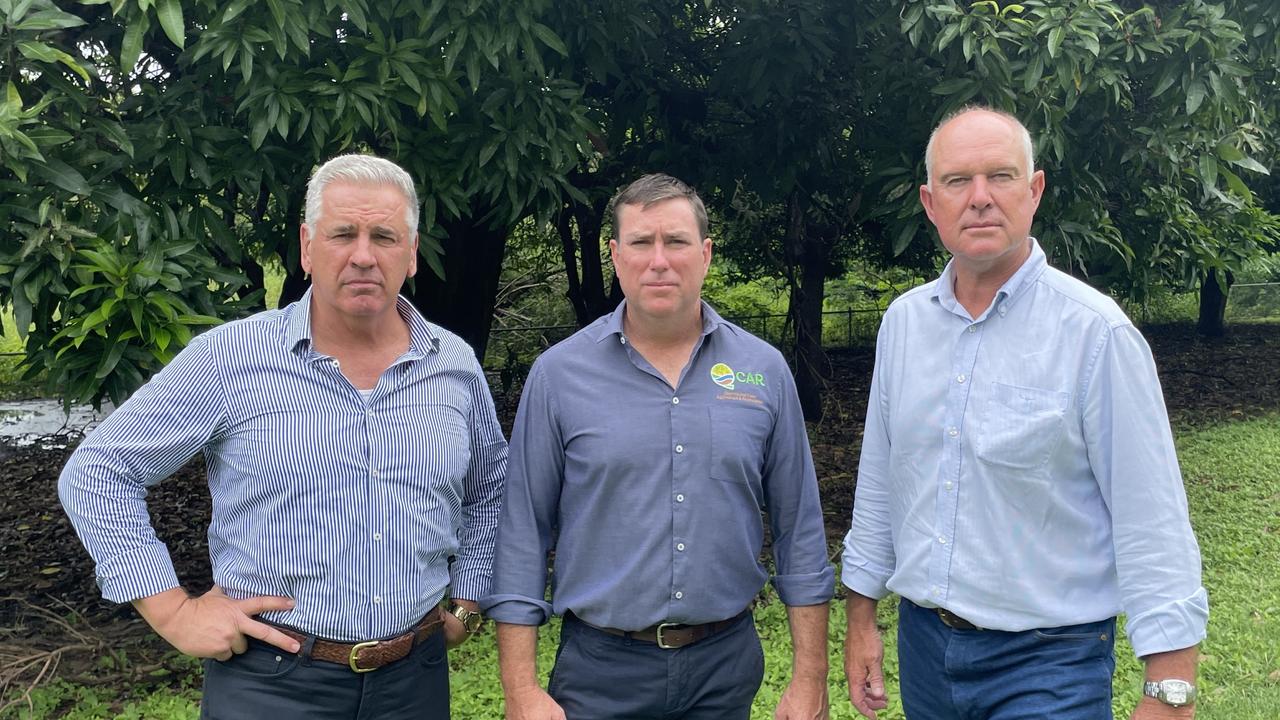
top-left (1, 0), bottom-right (1276, 410)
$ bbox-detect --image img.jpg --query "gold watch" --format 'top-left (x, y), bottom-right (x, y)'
top-left (448, 602), bottom-right (483, 633)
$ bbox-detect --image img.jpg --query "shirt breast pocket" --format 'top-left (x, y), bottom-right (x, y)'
top-left (708, 404), bottom-right (773, 494)
top-left (973, 381), bottom-right (1069, 472)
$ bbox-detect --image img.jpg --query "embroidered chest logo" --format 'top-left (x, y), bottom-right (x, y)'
top-left (710, 362), bottom-right (766, 391)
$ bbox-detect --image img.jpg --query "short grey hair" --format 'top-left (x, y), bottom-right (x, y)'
top-left (924, 105), bottom-right (1035, 190)
top-left (608, 173), bottom-right (709, 239)
top-left (303, 154), bottom-right (419, 231)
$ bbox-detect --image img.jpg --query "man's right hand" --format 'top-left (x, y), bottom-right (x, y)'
top-left (845, 594), bottom-right (889, 720)
top-left (503, 685), bottom-right (567, 720)
top-left (133, 585), bottom-right (300, 660)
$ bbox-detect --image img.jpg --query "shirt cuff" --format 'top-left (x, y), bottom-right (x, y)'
top-left (480, 595), bottom-right (554, 625)
top-left (772, 565), bottom-right (836, 606)
top-left (449, 565), bottom-right (491, 603)
top-left (95, 542), bottom-right (181, 604)
top-left (1124, 587), bottom-right (1210, 657)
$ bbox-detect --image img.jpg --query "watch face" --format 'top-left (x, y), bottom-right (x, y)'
top-left (1162, 681), bottom-right (1190, 705)
top-left (462, 612), bottom-right (482, 632)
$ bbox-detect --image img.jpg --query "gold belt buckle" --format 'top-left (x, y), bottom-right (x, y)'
top-left (348, 640), bottom-right (380, 673)
top-left (655, 622), bottom-right (680, 649)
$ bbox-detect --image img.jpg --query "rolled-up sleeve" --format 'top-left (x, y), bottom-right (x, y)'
top-left (449, 360), bottom-right (509, 602)
top-left (764, 360), bottom-right (835, 606)
top-left (481, 362), bottom-right (561, 625)
top-left (58, 336), bottom-right (226, 603)
top-left (841, 326), bottom-right (897, 600)
top-left (1084, 323), bottom-right (1208, 657)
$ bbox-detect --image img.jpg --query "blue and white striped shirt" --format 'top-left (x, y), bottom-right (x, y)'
top-left (59, 290), bottom-right (507, 642)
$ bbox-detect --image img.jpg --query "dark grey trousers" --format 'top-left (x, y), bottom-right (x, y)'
top-left (200, 630), bottom-right (449, 720)
top-left (548, 613), bottom-right (764, 720)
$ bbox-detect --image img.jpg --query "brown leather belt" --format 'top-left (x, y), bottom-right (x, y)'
top-left (274, 606), bottom-right (444, 672)
top-left (570, 608), bottom-right (752, 649)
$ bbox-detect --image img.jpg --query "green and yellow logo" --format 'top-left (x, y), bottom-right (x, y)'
top-left (710, 362), bottom-right (766, 390)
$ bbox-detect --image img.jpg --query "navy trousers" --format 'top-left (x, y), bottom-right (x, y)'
top-left (898, 598), bottom-right (1116, 720)
top-left (200, 630), bottom-right (449, 720)
top-left (548, 612), bottom-right (765, 720)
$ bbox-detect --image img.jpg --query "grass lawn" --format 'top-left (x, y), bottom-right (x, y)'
top-left (5, 416), bottom-right (1278, 719)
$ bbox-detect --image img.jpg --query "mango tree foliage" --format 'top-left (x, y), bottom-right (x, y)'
top-left (859, 0), bottom-right (1278, 328)
top-left (0, 0), bottom-right (592, 407)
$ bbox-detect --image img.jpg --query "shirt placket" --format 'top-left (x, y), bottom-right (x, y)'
top-left (363, 391), bottom-right (390, 637)
top-left (928, 319), bottom-right (983, 604)
top-left (668, 389), bottom-right (693, 611)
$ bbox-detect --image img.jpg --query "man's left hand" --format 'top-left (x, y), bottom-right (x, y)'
top-left (1130, 696), bottom-right (1195, 720)
top-left (442, 599), bottom-right (480, 649)
top-left (774, 676), bottom-right (830, 720)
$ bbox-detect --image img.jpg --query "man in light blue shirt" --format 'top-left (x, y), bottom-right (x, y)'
top-left (842, 107), bottom-right (1207, 720)
top-left (484, 174), bottom-right (834, 719)
top-left (59, 155), bottom-right (506, 719)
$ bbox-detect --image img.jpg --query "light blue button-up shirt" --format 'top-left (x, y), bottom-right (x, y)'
top-left (59, 290), bottom-right (507, 642)
top-left (484, 301), bottom-right (834, 630)
top-left (842, 240), bottom-right (1208, 657)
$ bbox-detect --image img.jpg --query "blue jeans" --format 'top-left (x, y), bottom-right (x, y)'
top-left (898, 598), bottom-right (1116, 720)
top-left (200, 630), bottom-right (449, 720)
top-left (548, 612), bottom-right (764, 719)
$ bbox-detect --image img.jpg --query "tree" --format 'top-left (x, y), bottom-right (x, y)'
top-left (1, 0), bottom-right (592, 406)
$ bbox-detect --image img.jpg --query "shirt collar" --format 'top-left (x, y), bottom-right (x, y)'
top-left (286, 287), bottom-right (440, 357)
top-left (932, 237), bottom-right (1048, 319)
top-left (595, 299), bottom-right (730, 344)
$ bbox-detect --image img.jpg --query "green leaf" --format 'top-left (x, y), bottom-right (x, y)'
top-left (121, 14), bottom-right (148, 73)
top-left (33, 158), bottom-right (92, 195)
top-left (893, 220), bottom-right (918, 255)
top-left (931, 78), bottom-right (972, 96)
top-left (155, 0), bottom-right (185, 49)
top-left (94, 341), bottom-right (127, 379)
top-left (1047, 26), bottom-right (1065, 59)
top-left (15, 9), bottom-right (86, 30)
top-left (1215, 143), bottom-right (1244, 162)
top-left (531, 23), bottom-right (568, 57)
top-left (1185, 80), bottom-right (1205, 115)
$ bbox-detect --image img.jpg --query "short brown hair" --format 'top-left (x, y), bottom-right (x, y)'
top-left (608, 173), bottom-right (709, 239)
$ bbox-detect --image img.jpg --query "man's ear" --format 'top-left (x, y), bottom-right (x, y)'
top-left (300, 224), bottom-right (313, 275)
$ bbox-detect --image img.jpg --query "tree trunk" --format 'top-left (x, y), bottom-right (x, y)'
top-left (406, 217), bottom-right (510, 362)
top-left (783, 196), bottom-right (830, 422)
top-left (1197, 270), bottom-right (1232, 337)
top-left (558, 198), bottom-right (615, 327)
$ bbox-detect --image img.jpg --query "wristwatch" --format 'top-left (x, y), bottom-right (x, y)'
top-left (1143, 679), bottom-right (1196, 707)
top-left (447, 602), bottom-right (484, 634)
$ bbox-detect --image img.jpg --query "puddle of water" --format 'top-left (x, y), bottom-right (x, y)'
top-left (0, 400), bottom-right (114, 447)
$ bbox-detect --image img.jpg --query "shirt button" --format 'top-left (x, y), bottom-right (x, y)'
top-left (956, 374), bottom-right (966, 383)
top-left (938, 536), bottom-right (947, 544)
top-left (372, 469), bottom-right (380, 479)
top-left (373, 595), bottom-right (382, 604)
top-left (672, 397), bottom-right (680, 405)
top-left (931, 586), bottom-right (940, 596)
top-left (676, 543), bottom-right (685, 551)
top-left (675, 494), bottom-right (685, 503)
top-left (967, 326), bottom-right (976, 333)
top-left (947, 427), bottom-right (958, 437)
top-left (674, 591), bottom-right (683, 599)
top-left (373, 532), bottom-right (382, 541)
top-left (675, 444), bottom-right (684, 453)
top-left (945, 481), bottom-right (953, 490)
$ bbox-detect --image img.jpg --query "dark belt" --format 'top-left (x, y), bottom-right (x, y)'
top-left (930, 604), bottom-right (982, 631)
top-left (274, 606), bottom-right (444, 673)
top-left (570, 608), bottom-right (752, 649)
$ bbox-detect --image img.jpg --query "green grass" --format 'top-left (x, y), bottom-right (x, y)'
top-left (5, 416), bottom-right (1278, 719)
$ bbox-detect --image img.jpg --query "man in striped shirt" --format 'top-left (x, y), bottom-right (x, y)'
top-left (59, 155), bottom-right (508, 719)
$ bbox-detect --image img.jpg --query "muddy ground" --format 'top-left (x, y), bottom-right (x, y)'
top-left (1, 323), bottom-right (1276, 710)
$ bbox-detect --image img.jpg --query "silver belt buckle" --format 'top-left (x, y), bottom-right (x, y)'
top-left (655, 622), bottom-right (680, 649)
